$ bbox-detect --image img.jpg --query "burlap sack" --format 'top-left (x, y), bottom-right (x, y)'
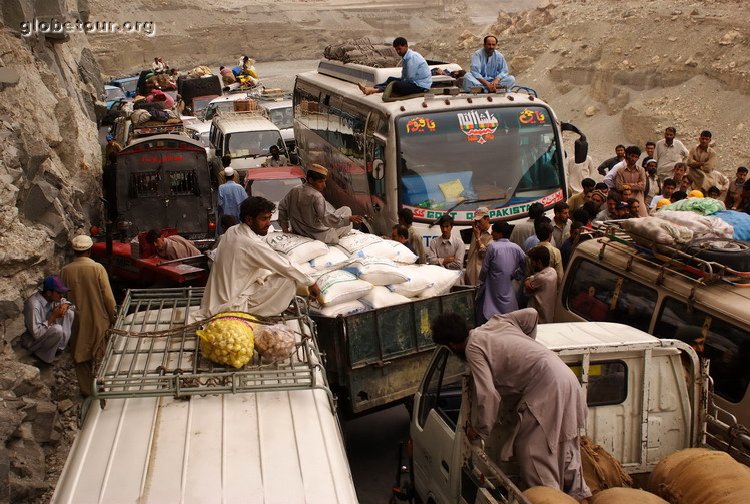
top-left (647, 448), bottom-right (711, 492)
top-left (580, 436), bottom-right (632, 494)
top-left (651, 449), bottom-right (750, 504)
top-left (590, 487), bottom-right (668, 504)
top-left (521, 486), bottom-right (578, 504)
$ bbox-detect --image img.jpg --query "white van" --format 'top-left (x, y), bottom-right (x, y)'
top-left (556, 233), bottom-right (750, 428)
top-left (208, 110), bottom-right (289, 183)
top-left (51, 288), bottom-right (358, 504)
top-left (258, 98), bottom-right (294, 153)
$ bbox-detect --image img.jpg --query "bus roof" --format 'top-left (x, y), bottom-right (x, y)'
top-left (297, 62), bottom-right (556, 119)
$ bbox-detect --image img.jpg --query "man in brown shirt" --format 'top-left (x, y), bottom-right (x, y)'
top-left (61, 235), bottom-right (117, 397)
top-left (464, 206), bottom-right (493, 286)
top-left (687, 130), bottom-right (718, 193)
top-left (146, 229), bottom-right (200, 260)
top-left (614, 146), bottom-right (647, 217)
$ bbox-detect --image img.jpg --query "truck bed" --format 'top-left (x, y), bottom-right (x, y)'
top-left (312, 286), bottom-right (475, 416)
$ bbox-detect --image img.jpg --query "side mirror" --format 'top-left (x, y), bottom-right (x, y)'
top-left (561, 122), bottom-right (589, 163)
top-left (574, 137), bottom-right (589, 164)
top-left (372, 159), bottom-right (385, 181)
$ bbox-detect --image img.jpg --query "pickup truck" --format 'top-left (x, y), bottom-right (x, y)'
top-left (409, 321), bottom-right (750, 503)
top-left (52, 288), bottom-right (358, 504)
top-left (312, 286), bottom-right (475, 417)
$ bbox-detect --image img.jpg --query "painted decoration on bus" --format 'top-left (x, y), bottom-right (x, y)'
top-left (519, 108), bottom-right (547, 125)
top-left (457, 110), bottom-right (498, 144)
top-left (405, 189), bottom-right (564, 222)
top-left (405, 117), bottom-right (437, 134)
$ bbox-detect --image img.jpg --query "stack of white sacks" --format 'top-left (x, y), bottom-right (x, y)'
top-left (265, 230), bottom-right (463, 317)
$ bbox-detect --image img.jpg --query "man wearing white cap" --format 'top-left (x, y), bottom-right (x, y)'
top-left (277, 164), bottom-right (364, 245)
top-left (464, 206), bottom-right (493, 286)
top-left (22, 275), bottom-right (76, 364)
top-left (217, 165), bottom-right (247, 233)
top-left (61, 235), bottom-right (116, 397)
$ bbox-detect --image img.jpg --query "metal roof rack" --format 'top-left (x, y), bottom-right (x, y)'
top-left (92, 287), bottom-right (331, 405)
top-left (591, 222), bottom-right (750, 288)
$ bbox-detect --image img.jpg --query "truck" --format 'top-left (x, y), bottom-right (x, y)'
top-left (52, 288), bottom-right (358, 504)
top-left (92, 135), bottom-right (215, 287)
top-left (408, 321), bottom-right (750, 503)
top-left (312, 285), bottom-right (475, 417)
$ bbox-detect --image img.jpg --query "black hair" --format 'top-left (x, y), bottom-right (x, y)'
top-left (220, 214), bottom-right (238, 230)
top-left (666, 126), bottom-right (676, 134)
top-left (535, 222), bottom-right (553, 242)
top-left (594, 182), bottom-right (608, 191)
top-left (398, 207), bottom-right (414, 225)
top-left (437, 214), bottom-right (454, 227)
top-left (269, 145), bottom-right (279, 153)
top-left (572, 207), bottom-right (591, 224)
top-left (483, 35), bottom-right (498, 45)
top-left (738, 166), bottom-right (749, 174)
top-left (145, 229), bottom-right (160, 244)
top-left (700, 130), bottom-right (712, 138)
top-left (671, 190), bottom-right (687, 202)
top-left (527, 245), bottom-right (550, 268)
top-left (528, 202), bottom-right (545, 220)
top-left (707, 186), bottom-right (721, 196)
top-left (615, 144), bottom-right (625, 150)
top-left (240, 196), bottom-right (275, 222)
top-left (625, 145), bottom-right (641, 157)
top-left (581, 178), bottom-right (596, 190)
top-left (606, 192), bottom-right (620, 202)
top-left (392, 37), bottom-right (408, 47)
top-left (663, 178), bottom-right (677, 188)
top-left (553, 201), bottom-right (569, 214)
top-left (221, 155), bottom-right (232, 167)
top-left (492, 222), bottom-right (513, 237)
top-left (582, 201), bottom-right (600, 219)
top-left (570, 220), bottom-right (585, 231)
top-left (645, 141), bottom-right (656, 147)
top-left (431, 313), bottom-right (470, 346)
top-left (393, 224), bottom-right (409, 240)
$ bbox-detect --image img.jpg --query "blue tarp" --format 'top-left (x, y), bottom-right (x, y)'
top-left (714, 210), bottom-right (750, 241)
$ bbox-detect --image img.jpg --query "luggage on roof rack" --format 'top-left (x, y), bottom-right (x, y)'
top-left (323, 37), bottom-right (401, 67)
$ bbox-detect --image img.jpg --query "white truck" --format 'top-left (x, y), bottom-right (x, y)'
top-left (408, 321), bottom-right (750, 503)
top-left (51, 288), bottom-right (358, 504)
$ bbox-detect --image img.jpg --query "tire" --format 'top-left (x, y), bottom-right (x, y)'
top-left (684, 238), bottom-right (750, 272)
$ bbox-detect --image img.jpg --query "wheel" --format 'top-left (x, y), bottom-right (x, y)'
top-left (685, 238), bottom-right (750, 272)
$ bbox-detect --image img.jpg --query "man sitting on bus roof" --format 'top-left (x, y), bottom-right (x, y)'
top-left (357, 37), bottom-right (432, 97)
top-left (277, 164), bottom-right (364, 245)
top-left (463, 35), bottom-right (516, 93)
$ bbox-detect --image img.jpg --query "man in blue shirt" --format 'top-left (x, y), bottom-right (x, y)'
top-left (218, 166), bottom-right (248, 234)
top-left (463, 35), bottom-right (515, 93)
top-left (358, 37), bottom-right (432, 96)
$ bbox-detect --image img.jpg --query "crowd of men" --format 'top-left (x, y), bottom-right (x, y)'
top-left (567, 127), bottom-right (750, 216)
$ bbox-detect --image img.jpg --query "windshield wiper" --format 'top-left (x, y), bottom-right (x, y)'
top-left (428, 189), bottom-right (511, 227)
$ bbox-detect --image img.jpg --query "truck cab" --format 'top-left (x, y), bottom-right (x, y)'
top-left (410, 322), bottom-right (713, 504)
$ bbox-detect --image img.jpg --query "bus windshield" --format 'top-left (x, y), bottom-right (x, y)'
top-left (397, 106), bottom-right (563, 220)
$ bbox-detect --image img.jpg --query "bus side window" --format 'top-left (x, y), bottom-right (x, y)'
top-left (655, 298), bottom-right (750, 403)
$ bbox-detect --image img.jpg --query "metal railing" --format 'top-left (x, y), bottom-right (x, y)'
top-left (92, 288), bottom-right (332, 408)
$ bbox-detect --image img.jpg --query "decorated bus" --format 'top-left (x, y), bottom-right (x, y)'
top-left (293, 59), bottom-right (588, 245)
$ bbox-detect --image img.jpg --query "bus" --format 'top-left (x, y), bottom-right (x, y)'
top-left (293, 59), bottom-right (588, 246)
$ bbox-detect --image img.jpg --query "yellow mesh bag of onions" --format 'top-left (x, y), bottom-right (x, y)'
top-left (196, 312), bottom-right (257, 368)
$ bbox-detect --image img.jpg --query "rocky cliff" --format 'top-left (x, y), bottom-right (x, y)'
top-left (0, 1), bottom-right (104, 502)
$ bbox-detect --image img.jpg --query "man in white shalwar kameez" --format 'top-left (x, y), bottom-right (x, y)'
top-left (431, 308), bottom-right (591, 502)
top-left (197, 196), bottom-right (320, 319)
